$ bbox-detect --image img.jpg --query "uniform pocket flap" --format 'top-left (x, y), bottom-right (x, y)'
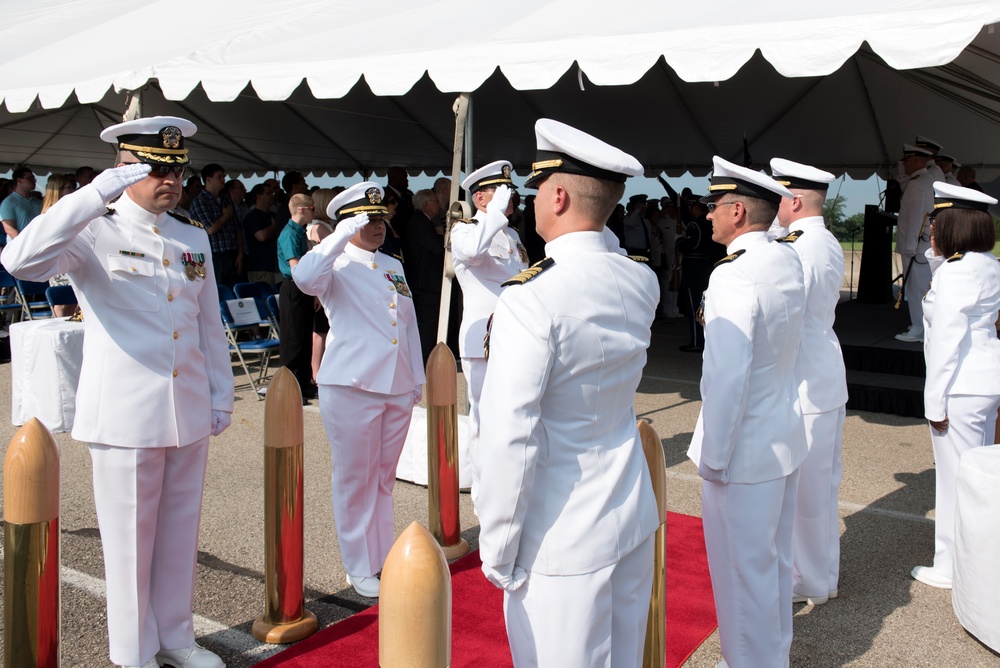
top-left (107, 254), bottom-right (155, 277)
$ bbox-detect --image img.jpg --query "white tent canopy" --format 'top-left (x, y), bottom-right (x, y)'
top-left (2, 0), bottom-right (999, 178)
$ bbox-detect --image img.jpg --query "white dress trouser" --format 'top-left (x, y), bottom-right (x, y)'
top-left (930, 394), bottom-right (1000, 577)
top-left (319, 384), bottom-right (413, 577)
top-left (702, 470), bottom-right (799, 668)
top-left (461, 356), bottom-right (486, 507)
top-left (792, 406), bottom-right (846, 597)
top-left (503, 533), bottom-right (655, 668)
top-left (89, 438), bottom-right (210, 666)
top-left (901, 251), bottom-right (931, 336)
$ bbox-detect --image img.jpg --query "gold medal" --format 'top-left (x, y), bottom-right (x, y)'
top-left (195, 265), bottom-right (206, 278)
top-left (185, 264), bottom-right (196, 280)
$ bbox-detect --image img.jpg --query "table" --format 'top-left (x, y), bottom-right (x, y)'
top-left (10, 318), bottom-right (85, 434)
top-left (396, 406), bottom-right (473, 488)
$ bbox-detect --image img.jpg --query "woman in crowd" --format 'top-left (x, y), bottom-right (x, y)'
top-left (912, 182), bottom-right (1000, 590)
top-left (43, 174), bottom-right (78, 315)
top-left (291, 182), bottom-right (424, 599)
top-left (306, 188), bottom-right (337, 384)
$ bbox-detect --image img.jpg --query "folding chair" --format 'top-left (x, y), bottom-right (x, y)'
top-left (220, 298), bottom-right (280, 399)
top-left (15, 278), bottom-right (53, 320)
top-left (266, 294), bottom-right (280, 338)
top-left (234, 281), bottom-right (279, 339)
top-left (45, 285), bottom-right (78, 314)
top-left (0, 270), bottom-right (25, 326)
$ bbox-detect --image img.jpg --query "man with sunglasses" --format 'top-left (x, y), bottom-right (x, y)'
top-left (687, 156), bottom-right (805, 668)
top-left (2, 116), bottom-right (234, 668)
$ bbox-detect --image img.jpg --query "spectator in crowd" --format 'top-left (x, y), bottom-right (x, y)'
top-left (276, 171), bottom-right (308, 230)
top-left (434, 176), bottom-right (451, 212)
top-left (307, 188), bottom-right (337, 385)
top-left (380, 187), bottom-right (403, 258)
top-left (676, 198), bottom-right (726, 352)
top-left (957, 165), bottom-right (984, 192)
top-left (40, 174), bottom-right (78, 316)
top-left (1, 167), bottom-right (42, 241)
top-left (243, 183), bottom-right (280, 287)
top-left (277, 193), bottom-right (318, 401)
top-left (75, 165), bottom-right (96, 187)
top-left (402, 188), bottom-right (444, 362)
top-left (386, 166), bottom-right (414, 243)
top-left (190, 163), bottom-right (243, 288)
top-left (224, 179), bottom-right (248, 223)
top-left (623, 194), bottom-right (652, 257)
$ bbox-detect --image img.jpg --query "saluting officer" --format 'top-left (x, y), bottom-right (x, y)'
top-left (452, 160), bottom-right (528, 505)
top-left (2, 117), bottom-right (234, 668)
top-left (687, 156), bottom-right (805, 668)
top-left (292, 182), bottom-right (425, 599)
top-left (770, 158), bottom-right (848, 606)
top-left (912, 182), bottom-right (1000, 589)
top-left (478, 119), bottom-right (659, 667)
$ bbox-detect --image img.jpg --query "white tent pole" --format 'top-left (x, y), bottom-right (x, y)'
top-left (122, 90), bottom-right (142, 122)
top-left (436, 92), bottom-right (472, 346)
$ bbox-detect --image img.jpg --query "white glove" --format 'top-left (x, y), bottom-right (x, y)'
top-left (335, 212), bottom-right (370, 239)
top-left (412, 386), bottom-right (423, 406)
top-left (210, 410), bottom-right (232, 437)
top-left (697, 461), bottom-right (729, 484)
top-left (486, 185), bottom-right (512, 218)
top-left (91, 163), bottom-right (152, 202)
top-left (482, 562), bottom-right (528, 592)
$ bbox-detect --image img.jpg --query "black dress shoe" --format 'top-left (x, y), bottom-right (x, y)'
top-left (679, 344), bottom-right (704, 353)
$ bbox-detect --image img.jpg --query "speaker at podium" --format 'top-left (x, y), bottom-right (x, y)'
top-left (856, 205), bottom-right (895, 304)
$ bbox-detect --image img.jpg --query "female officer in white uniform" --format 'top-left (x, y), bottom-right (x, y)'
top-left (292, 182), bottom-right (425, 599)
top-left (912, 182), bottom-right (1000, 589)
top-left (452, 160), bottom-right (527, 504)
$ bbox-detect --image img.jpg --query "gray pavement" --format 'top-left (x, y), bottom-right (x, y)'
top-left (1, 299), bottom-right (999, 666)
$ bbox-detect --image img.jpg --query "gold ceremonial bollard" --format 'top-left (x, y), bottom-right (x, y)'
top-left (4, 418), bottom-right (61, 668)
top-left (379, 521), bottom-right (451, 667)
top-left (252, 368), bottom-right (318, 643)
top-left (639, 420), bottom-right (667, 668)
top-left (425, 343), bottom-right (470, 560)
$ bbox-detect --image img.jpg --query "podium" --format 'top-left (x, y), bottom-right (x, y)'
top-left (856, 205), bottom-right (895, 304)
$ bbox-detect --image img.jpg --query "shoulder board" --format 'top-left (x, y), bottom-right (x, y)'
top-left (775, 229), bottom-right (804, 243)
top-left (388, 251), bottom-right (404, 262)
top-left (502, 257), bottom-right (554, 286)
top-left (453, 218), bottom-right (476, 225)
top-left (714, 249), bottom-right (746, 267)
top-left (947, 252), bottom-right (965, 263)
top-left (167, 211), bottom-right (205, 229)
top-left (627, 255), bottom-right (649, 263)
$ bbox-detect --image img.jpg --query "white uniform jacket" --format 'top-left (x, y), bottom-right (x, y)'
top-left (292, 236), bottom-right (425, 394)
top-left (450, 209), bottom-right (527, 359)
top-left (895, 169), bottom-right (934, 255)
top-left (478, 231), bottom-right (660, 577)
top-left (785, 217), bottom-right (848, 414)
top-left (922, 250), bottom-right (1000, 422)
top-left (1, 188), bottom-right (234, 447)
top-left (688, 231), bottom-right (807, 483)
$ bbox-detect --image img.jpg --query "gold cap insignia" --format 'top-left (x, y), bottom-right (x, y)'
top-left (161, 126), bottom-right (182, 149)
top-left (502, 164), bottom-right (512, 179)
top-left (366, 187), bottom-right (382, 205)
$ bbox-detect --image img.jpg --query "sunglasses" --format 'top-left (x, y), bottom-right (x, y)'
top-left (122, 162), bottom-right (186, 178)
top-left (706, 201), bottom-right (737, 213)
top-left (297, 206), bottom-right (315, 211)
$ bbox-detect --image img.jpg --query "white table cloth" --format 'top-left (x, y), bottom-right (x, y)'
top-left (953, 443), bottom-right (1000, 652)
top-left (396, 406), bottom-right (473, 489)
top-left (10, 318), bottom-right (84, 433)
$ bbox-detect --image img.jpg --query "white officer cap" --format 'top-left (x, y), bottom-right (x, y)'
top-left (914, 135), bottom-right (942, 155)
top-left (902, 144), bottom-right (933, 159)
top-left (935, 153), bottom-right (959, 166)
top-left (100, 116), bottom-right (197, 165)
top-left (702, 156), bottom-right (793, 204)
top-left (462, 160), bottom-right (516, 193)
top-left (933, 182), bottom-right (998, 213)
top-left (524, 119), bottom-right (644, 189)
top-left (770, 158), bottom-right (836, 191)
top-left (328, 181), bottom-right (388, 221)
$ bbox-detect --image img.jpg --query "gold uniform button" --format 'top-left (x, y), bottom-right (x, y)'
top-left (391, 338), bottom-right (398, 345)
top-left (391, 320), bottom-right (397, 326)
top-left (163, 258), bottom-right (170, 267)
top-left (173, 331), bottom-right (179, 340)
top-left (389, 285), bottom-right (395, 291)
top-left (167, 294), bottom-right (174, 302)
top-left (371, 262), bottom-right (378, 269)
top-left (172, 370), bottom-right (179, 378)
top-left (389, 302), bottom-right (396, 309)
top-left (153, 226), bottom-right (159, 234)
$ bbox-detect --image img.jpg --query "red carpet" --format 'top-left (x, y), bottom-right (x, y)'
top-left (255, 512), bottom-right (716, 668)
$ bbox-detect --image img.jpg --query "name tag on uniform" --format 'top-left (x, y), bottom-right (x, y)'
top-left (384, 272), bottom-right (411, 298)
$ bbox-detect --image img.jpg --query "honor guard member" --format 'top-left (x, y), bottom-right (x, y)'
top-left (292, 182), bottom-right (425, 599)
top-left (895, 144), bottom-right (936, 343)
top-left (453, 160), bottom-right (528, 506)
top-left (1, 117), bottom-right (234, 668)
top-left (477, 119), bottom-right (659, 668)
top-left (771, 158), bottom-right (849, 606)
top-left (687, 156), bottom-right (806, 668)
top-left (912, 183), bottom-right (1000, 589)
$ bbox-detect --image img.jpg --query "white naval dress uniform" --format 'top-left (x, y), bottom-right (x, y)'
top-left (896, 168), bottom-right (935, 337)
top-left (784, 217), bottom-right (849, 600)
top-left (2, 188), bottom-right (234, 666)
top-left (922, 250), bottom-right (1000, 580)
top-left (478, 231), bottom-right (660, 668)
top-left (450, 209), bottom-right (527, 504)
top-left (292, 234), bottom-right (425, 577)
top-left (687, 231), bottom-right (807, 668)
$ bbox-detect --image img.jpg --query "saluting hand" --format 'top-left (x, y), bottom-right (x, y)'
top-left (339, 212), bottom-right (370, 238)
top-left (92, 163), bottom-right (152, 202)
top-left (487, 184), bottom-right (512, 218)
